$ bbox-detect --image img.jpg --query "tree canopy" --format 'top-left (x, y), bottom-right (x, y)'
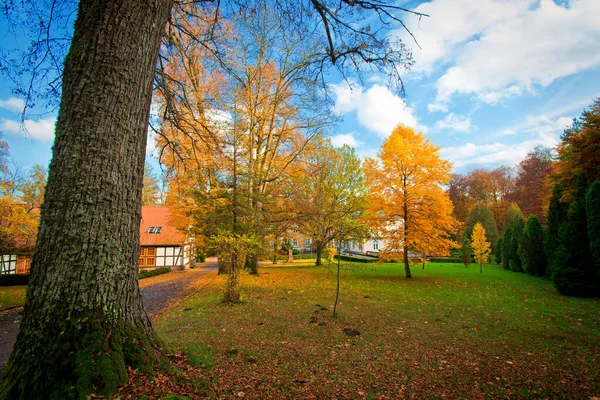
top-left (364, 124), bottom-right (458, 278)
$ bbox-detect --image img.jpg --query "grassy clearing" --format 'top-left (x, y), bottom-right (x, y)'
top-left (0, 286), bottom-right (26, 309)
top-left (153, 261), bottom-right (600, 399)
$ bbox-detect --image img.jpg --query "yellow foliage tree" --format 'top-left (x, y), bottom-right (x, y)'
top-left (471, 222), bottom-right (491, 273)
top-left (364, 124), bottom-right (458, 278)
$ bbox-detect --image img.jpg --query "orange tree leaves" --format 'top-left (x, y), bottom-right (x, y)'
top-left (364, 124), bottom-right (458, 278)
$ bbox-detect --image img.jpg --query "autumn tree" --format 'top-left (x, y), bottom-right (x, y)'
top-left (0, 164), bottom-right (46, 257)
top-left (471, 222), bottom-right (491, 273)
top-left (364, 124), bottom-right (458, 278)
top-left (0, 0), bottom-right (423, 397)
top-left (502, 203), bottom-right (525, 272)
top-left (551, 172), bottom-right (599, 296)
top-left (292, 139), bottom-right (367, 266)
top-left (511, 146), bottom-right (553, 223)
top-left (519, 215), bottom-right (547, 277)
top-left (156, 4), bottom-right (336, 274)
top-left (447, 173), bottom-right (470, 225)
top-left (551, 98), bottom-right (600, 200)
top-left (587, 181), bottom-right (600, 278)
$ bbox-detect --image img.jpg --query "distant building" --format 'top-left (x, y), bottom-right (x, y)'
top-left (139, 206), bottom-right (195, 270)
top-left (1, 206), bottom-right (194, 274)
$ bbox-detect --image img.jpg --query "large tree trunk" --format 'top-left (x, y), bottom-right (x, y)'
top-left (1, 1), bottom-right (172, 398)
top-left (315, 248), bottom-right (322, 266)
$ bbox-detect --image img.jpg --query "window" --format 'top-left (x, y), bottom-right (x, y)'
top-left (293, 239), bottom-right (298, 247)
top-left (148, 226), bottom-right (155, 233)
top-left (305, 239), bottom-right (311, 247)
top-left (373, 241), bottom-right (379, 250)
top-left (147, 247), bottom-right (155, 256)
top-left (138, 257), bottom-right (145, 266)
top-left (155, 227), bottom-right (162, 233)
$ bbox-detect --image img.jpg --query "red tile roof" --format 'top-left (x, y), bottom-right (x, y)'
top-left (140, 206), bottom-right (186, 246)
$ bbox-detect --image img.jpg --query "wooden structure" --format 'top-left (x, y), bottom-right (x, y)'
top-left (139, 206), bottom-right (194, 270)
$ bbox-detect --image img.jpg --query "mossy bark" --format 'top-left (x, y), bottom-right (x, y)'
top-left (0, 0), bottom-right (172, 398)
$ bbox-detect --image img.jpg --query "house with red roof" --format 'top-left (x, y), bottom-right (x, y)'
top-left (139, 206), bottom-right (195, 270)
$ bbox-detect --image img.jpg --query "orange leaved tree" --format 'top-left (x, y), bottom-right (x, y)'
top-left (471, 222), bottom-right (491, 273)
top-left (364, 124), bottom-right (458, 278)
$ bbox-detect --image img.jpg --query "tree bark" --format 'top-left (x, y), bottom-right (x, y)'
top-left (1, 1), bottom-right (172, 398)
top-left (403, 202), bottom-right (412, 278)
top-left (316, 248), bottom-right (322, 266)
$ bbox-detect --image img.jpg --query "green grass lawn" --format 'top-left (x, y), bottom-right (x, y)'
top-left (0, 286), bottom-right (26, 309)
top-left (152, 261), bottom-right (600, 399)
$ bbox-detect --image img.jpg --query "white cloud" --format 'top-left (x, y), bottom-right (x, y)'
top-left (330, 132), bottom-right (361, 148)
top-left (443, 113), bottom-right (569, 172)
top-left (0, 97), bottom-right (25, 112)
top-left (427, 102), bottom-right (448, 113)
top-left (434, 113), bottom-right (473, 132)
top-left (330, 82), bottom-right (421, 138)
top-left (1, 117), bottom-right (56, 141)
top-left (401, 0), bottom-right (534, 76)
top-left (403, 0), bottom-right (600, 106)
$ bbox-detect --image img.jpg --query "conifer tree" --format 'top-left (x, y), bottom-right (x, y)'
top-left (496, 235), bottom-right (503, 265)
top-left (460, 236), bottom-right (472, 267)
top-left (463, 201), bottom-right (499, 252)
top-left (503, 203), bottom-right (525, 272)
top-left (552, 172), bottom-right (599, 296)
top-left (502, 231), bottom-right (511, 270)
top-left (586, 180), bottom-right (600, 278)
top-left (519, 215), bottom-right (547, 277)
top-left (545, 184), bottom-right (569, 278)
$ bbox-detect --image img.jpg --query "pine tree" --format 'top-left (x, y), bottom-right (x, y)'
top-left (504, 203), bottom-right (525, 272)
top-left (586, 180), bottom-right (600, 278)
top-left (519, 215), bottom-right (547, 277)
top-left (545, 184), bottom-right (569, 279)
top-left (460, 236), bottom-right (472, 267)
top-left (471, 223), bottom-right (491, 273)
top-left (552, 172), bottom-right (599, 296)
top-left (502, 230), bottom-right (511, 270)
top-left (496, 235), bottom-right (503, 265)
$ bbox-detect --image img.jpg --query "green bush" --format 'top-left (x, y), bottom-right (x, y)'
top-left (292, 249), bottom-right (300, 255)
top-left (294, 254), bottom-right (317, 260)
top-left (334, 254), bottom-right (379, 263)
top-left (139, 267), bottom-right (171, 280)
top-left (195, 248), bottom-right (206, 263)
top-left (0, 274), bottom-right (29, 286)
top-left (429, 258), bottom-right (462, 263)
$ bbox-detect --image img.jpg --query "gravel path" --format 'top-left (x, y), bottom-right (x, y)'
top-left (0, 258), bottom-right (218, 372)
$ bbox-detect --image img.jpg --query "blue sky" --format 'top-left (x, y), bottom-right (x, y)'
top-left (1, 0), bottom-right (599, 175)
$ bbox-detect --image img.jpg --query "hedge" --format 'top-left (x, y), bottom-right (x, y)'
top-left (139, 267), bottom-right (171, 279)
top-left (0, 274), bottom-right (29, 286)
top-left (334, 254), bottom-right (379, 263)
top-left (429, 257), bottom-right (463, 263)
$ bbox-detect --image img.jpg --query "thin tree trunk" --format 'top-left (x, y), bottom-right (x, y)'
top-left (316, 248), bottom-right (322, 266)
top-left (403, 202), bottom-right (412, 278)
top-left (1, 1), bottom-right (172, 398)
